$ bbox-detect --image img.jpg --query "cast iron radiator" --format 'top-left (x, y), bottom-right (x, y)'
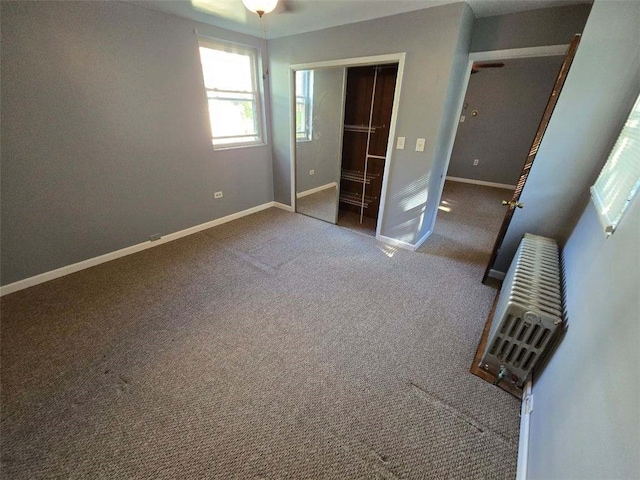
top-left (480, 233), bottom-right (564, 388)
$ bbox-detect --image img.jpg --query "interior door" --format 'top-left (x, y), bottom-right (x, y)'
top-left (482, 35), bottom-right (582, 284)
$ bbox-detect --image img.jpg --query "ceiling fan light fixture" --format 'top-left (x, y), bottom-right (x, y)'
top-left (241, 0), bottom-right (278, 17)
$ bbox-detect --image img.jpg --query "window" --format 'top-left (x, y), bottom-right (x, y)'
top-left (295, 70), bottom-right (313, 141)
top-left (590, 93), bottom-right (640, 236)
top-left (198, 39), bottom-right (264, 148)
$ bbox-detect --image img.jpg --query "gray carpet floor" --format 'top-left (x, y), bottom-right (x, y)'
top-left (1, 181), bottom-right (520, 479)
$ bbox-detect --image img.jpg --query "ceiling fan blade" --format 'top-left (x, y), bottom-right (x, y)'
top-left (192, 0), bottom-right (247, 22)
top-left (473, 62), bottom-right (505, 70)
top-left (274, 0), bottom-right (301, 14)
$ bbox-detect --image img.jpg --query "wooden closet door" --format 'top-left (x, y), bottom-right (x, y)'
top-left (364, 65), bottom-right (397, 219)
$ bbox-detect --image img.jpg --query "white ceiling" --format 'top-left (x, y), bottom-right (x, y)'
top-left (126, 0), bottom-right (588, 39)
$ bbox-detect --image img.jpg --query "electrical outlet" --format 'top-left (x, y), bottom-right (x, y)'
top-left (214, 191), bottom-right (223, 199)
top-left (460, 115), bottom-right (465, 123)
top-left (309, 170), bottom-right (315, 175)
top-left (473, 159), bottom-right (479, 166)
top-left (525, 393), bottom-right (534, 414)
top-left (396, 136), bottom-right (405, 150)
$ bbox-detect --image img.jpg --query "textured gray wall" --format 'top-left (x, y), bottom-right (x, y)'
top-left (269, 3), bottom-right (474, 244)
top-left (471, 3), bottom-right (592, 52)
top-left (496, 1), bottom-right (639, 475)
top-left (1, 1), bottom-right (274, 285)
top-left (295, 68), bottom-right (345, 194)
top-left (493, 0), bottom-right (640, 273)
top-left (419, 3), bottom-right (475, 241)
top-left (447, 56), bottom-right (564, 186)
top-left (529, 199), bottom-right (640, 479)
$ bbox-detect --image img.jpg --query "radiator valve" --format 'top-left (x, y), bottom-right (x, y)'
top-left (493, 366), bottom-right (508, 386)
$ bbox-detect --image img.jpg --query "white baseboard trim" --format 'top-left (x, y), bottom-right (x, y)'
top-left (446, 176), bottom-right (516, 190)
top-left (488, 269), bottom-right (506, 281)
top-left (0, 201), bottom-right (282, 297)
top-left (516, 380), bottom-right (533, 480)
top-left (296, 182), bottom-right (337, 198)
top-left (377, 228), bottom-right (432, 252)
top-left (377, 234), bottom-right (418, 251)
top-left (273, 202), bottom-right (294, 212)
top-left (412, 229), bottom-right (432, 251)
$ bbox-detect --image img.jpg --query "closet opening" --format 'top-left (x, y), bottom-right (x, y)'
top-left (337, 63), bottom-right (398, 236)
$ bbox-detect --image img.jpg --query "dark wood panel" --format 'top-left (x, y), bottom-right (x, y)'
top-left (340, 64), bottom-right (397, 221)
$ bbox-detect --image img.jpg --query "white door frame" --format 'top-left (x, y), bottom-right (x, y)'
top-left (289, 53), bottom-right (406, 239)
top-left (426, 44), bottom-right (569, 241)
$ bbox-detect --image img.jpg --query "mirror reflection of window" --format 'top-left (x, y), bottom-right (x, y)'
top-left (296, 70), bottom-right (313, 142)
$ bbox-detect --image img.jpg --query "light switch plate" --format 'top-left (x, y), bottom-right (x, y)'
top-left (416, 138), bottom-right (425, 152)
top-left (460, 115), bottom-right (465, 123)
top-left (396, 136), bottom-right (405, 150)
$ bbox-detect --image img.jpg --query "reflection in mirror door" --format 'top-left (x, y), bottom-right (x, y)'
top-left (295, 67), bottom-right (346, 224)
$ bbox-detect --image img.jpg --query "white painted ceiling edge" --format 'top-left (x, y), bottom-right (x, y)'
top-left (124, 0), bottom-right (589, 39)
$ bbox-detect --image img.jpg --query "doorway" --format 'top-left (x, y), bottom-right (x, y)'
top-left (446, 56), bottom-right (565, 188)
top-left (338, 64), bottom-right (398, 236)
top-left (431, 45), bottom-right (571, 280)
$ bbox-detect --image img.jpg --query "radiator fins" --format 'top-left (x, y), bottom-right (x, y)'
top-left (480, 233), bottom-right (564, 388)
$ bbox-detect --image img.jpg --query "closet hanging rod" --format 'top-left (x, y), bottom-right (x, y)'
top-left (374, 65), bottom-right (398, 70)
top-left (366, 154), bottom-right (386, 160)
top-left (344, 124), bottom-right (383, 133)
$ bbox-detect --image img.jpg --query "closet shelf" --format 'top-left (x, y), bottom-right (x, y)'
top-left (344, 124), bottom-right (384, 134)
top-left (339, 192), bottom-right (378, 209)
top-left (341, 169), bottom-right (379, 185)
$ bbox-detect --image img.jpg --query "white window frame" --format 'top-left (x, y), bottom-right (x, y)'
top-left (198, 38), bottom-right (265, 149)
top-left (590, 92), bottom-right (640, 236)
top-left (295, 70), bottom-right (313, 142)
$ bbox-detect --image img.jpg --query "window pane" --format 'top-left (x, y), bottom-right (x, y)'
top-left (296, 70), bottom-right (306, 96)
top-left (199, 46), bottom-right (253, 92)
top-left (296, 102), bottom-right (306, 134)
top-left (198, 40), bottom-right (263, 147)
top-left (207, 98), bottom-right (257, 139)
top-left (591, 93), bottom-right (640, 234)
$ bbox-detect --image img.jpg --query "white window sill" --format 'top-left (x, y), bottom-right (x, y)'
top-left (212, 141), bottom-right (267, 152)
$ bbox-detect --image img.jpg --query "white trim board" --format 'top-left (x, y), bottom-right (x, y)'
top-left (0, 201), bottom-right (291, 297)
top-left (290, 53), bottom-right (407, 71)
top-left (296, 182), bottom-right (337, 199)
top-left (376, 228), bottom-right (431, 252)
top-left (411, 228), bottom-right (432, 251)
top-left (375, 230), bottom-right (428, 252)
top-left (516, 380), bottom-right (533, 480)
top-left (273, 202), bottom-right (294, 212)
top-left (446, 176), bottom-right (516, 190)
top-left (376, 235), bottom-right (418, 251)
